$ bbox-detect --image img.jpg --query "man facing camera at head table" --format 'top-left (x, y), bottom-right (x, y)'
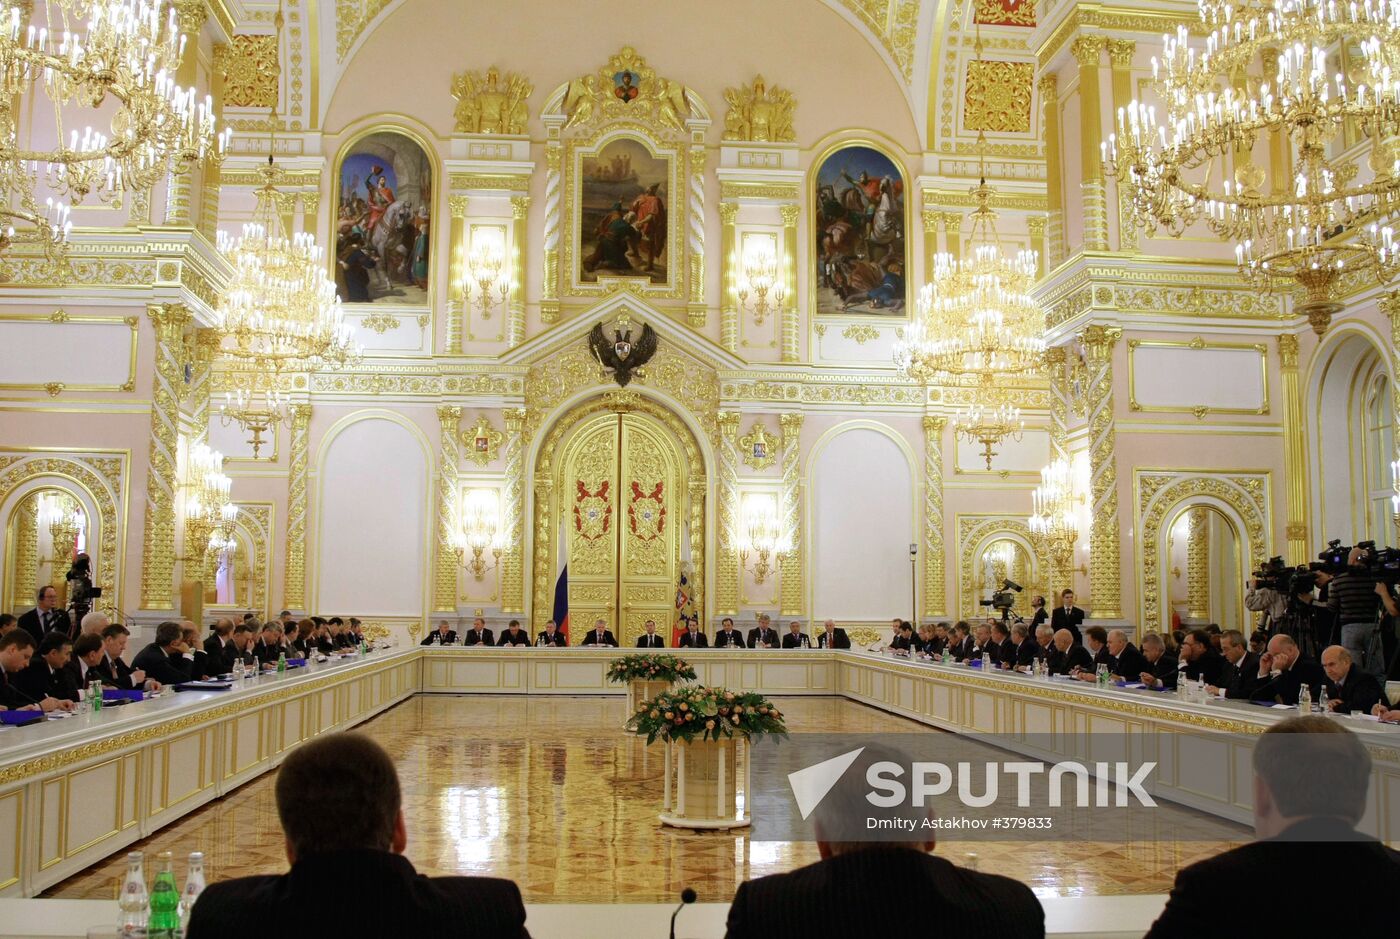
top-left (580, 618), bottom-right (618, 647)
top-left (0, 630), bottom-right (74, 712)
top-left (636, 619), bottom-right (665, 648)
top-left (723, 744), bottom-right (1042, 939)
top-left (186, 733), bottom-right (529, 938)
top-left (781, 621), bottom-right (811, 648)
top-left (498, 619), bottom-right (531, 646)
top-left (421, 620), bottom-right (457, 646)
top-left (1145, 717), bottom-right (1400, 937)
top-left (816, 620), bottom-right (850, 649)
top-left (463, 617), bottom-right (494, 647)
top-left (536, 620), bottom-right (568, 647)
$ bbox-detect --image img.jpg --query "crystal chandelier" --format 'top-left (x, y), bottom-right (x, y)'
top-left (737, 236), bottom-right (785, 326)
top-left (952, 397), bottom-right (1026, 469)
top-left (1029, 457), bottom-right (1081, 591)
top-left (461, 228), bottom-right (510, 318)
top-left (455, 489), bottom-right (502, 581)
top-left (740, 493), bottom-right (782, 585)
top-left (0, 0), bottom-right (225, 258)
top-left (182, 441), bottom-right (236, 560)
top-left (1105, 0), bottom-right (1400, 334)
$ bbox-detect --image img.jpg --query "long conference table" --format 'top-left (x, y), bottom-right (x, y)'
top-left (4, 644), bottom-right (1400, 900)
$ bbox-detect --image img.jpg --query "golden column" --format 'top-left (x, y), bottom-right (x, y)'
top-left (1027, 216), bottom-right (1047, 279)
top-left (921, 209), bottom-right (939, 283)
top-left (1383, 294), bottom-right (1400, 540)
top-left (433, 405), bottom-right (462, 614)
top-left (1045, 346), bottom-right (1071, 465)
top-left (541, 145), bottom-right (562, 323)
top-left (500, 407), bottom-right (529, 613)
top-left (199, 40), bottom-right (225, 243)
top-left (687, 148), bottom-right (707, 328)
top-left (1106, 39), bottom-right (1138, 253)
top-left (301, 192), bottom-right (321, 237)
top-left (508, 197), bottom-right (530, 348)
top-left (1278, 333), bottom-right (1310, 563)
top-left (780, 204), bottom-right (800, 363)
top-left (14, 498), bottom-right (38, 611)
top-left (715, 410), bottom-right (742, 616)
top-left (778, 412), bottom-right (804, 616)
top-left (922, 416), bottom-right (948, 618)
top-left (1260, 48), bottom-right (1293, 197)
top-left (941, 212), bottom-right (961, 261)
top-left (164, 0), bottom-right (207, 227)
top-left (688, 477), bottom-right (706, 626)
top-left (1071, 37), bottom-right (1109, 252)
top-left (1037, 74), bottom-right (1065, 266)
top-left (719, 202), bottom-right (739, 354)
top-left (447, 195), bottom-right (469, 353)
top-left (282, 403), bottom-right (312, 611)
top-left (140, 303), bottom-right (192, 610)
top-left (1080, 325), bottom-right (1123, 619)
top-left (531, 474), bottom-right (555, 624)
top-left (186, 329), bottom-right (219, 444)
top-left (1186, 507), bottom-right (1210, 621)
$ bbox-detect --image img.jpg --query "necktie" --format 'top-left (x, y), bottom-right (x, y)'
top-left (43, 611), bottom-right (52, 630)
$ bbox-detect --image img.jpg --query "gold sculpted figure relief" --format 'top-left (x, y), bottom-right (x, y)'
top-left (452, 66), bottom-right (532, 135)
top-left (722, 75), bottom-right (796, 142)
top-left (561, 47), bottom-right (694, 135)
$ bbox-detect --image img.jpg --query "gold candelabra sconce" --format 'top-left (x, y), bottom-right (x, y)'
top-left (37, 492), bottom-right (84, 589)
top-left (455, 489), bottom-right (503, 581)
top-left (179, 440), bottom-right (238, 568)
top-left (461, 226), bottom-right (512, 319)
top-left (219, 379), bottom-right (286, 461)
top-left (1029, 456), bottom-right (1089, 587)
top-left (736, 233), bottom-right (785, 327)
top-left (739, 492), bottom-right (786, 586)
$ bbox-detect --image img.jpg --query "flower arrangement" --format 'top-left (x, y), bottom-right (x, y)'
top-left (605, 653), bottom-right (697, 684)
top-left (627, 685), bottom-right (788, 744)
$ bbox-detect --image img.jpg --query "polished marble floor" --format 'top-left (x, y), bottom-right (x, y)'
top-left (44, 695), bottom-right (1244, 903)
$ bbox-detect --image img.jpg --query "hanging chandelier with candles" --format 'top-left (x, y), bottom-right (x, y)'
top-left (0, 0), bottom-right (226, 257)
top-left (1105, 0), bottom-right (1400, 334)
top-left (1029, 457), bottom-right (1081, 590)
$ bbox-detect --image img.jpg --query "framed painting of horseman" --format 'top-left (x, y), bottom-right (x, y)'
top-left (333, 128), bottom-right (435, 305)
top-left (812, 142), bottom-right (908, 317)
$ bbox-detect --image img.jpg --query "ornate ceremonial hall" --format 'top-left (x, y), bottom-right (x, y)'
top-left (2, 0), bottom-right (1400, 935)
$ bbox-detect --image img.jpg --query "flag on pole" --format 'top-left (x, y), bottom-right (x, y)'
top-left (673, 522), bottom-right (697, 645)
top-left (552, 520), bottom-right (570, 643)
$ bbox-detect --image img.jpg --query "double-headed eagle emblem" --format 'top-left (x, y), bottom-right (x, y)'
top-left (588, 320), bottom-right (658, 387)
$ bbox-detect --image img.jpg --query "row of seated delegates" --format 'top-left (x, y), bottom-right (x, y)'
top-left (182, 717), bottom-right (1400, 938)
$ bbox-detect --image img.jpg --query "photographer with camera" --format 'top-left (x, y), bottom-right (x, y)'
top-left (1246, 557), bottom-right (1290, 634)
top-left (1327, 545), bottom-right (1398, 680)
top-left (1273, 569), bottom-right (1335, 663)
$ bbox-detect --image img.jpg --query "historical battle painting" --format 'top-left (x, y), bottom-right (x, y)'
top-left (813, 145), bottom-right (907, 316)
top-left (578, 137), bottom-right (670, 285)
top-left (334, 130), bottom-right (433, 305)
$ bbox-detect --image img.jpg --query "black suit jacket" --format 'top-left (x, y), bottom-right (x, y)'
top-left (1325, 667), bottom-right (1385, 714)
top-left (16, 659), bottom-right (79, 702)
top-left (817, 628), bottom-right (850, 649)
top-left (1050, 605), bottom-right (1084, 644)
top-left (204, 636), bottom-right (236, 673)
top-left (725, 847), bottom-right (1042, 939)
top-left (1011, 639), bottom-right (1039, 669)
top-left (1250, 658), bottom-right (1326, 704)
top-left (1218, 651), bottom-right (1260, 699)
top-left (1143, 653), bottom-right (1180, 689)
top-left (186, 849), bottom-right (528, 939)
top-left (1110, 643), bottom-right (1151, 679)
top-left (678, 631), bottom-right (708, 648)
top-left (747, 627), bottom-right (780, 649)
top-left (1050, 643), bottom-right (1093, 675)
top-left (90, 653), bottom-right (136, 689)
top-left (17, 608), bottom-right (71, 645)
top-left (497, 630), bottom-right (531, 647)
top-left (421, 630), bottom-right (457, 646)
top-left (463, 628), bottom-right (495, 647)
top-left (1146, 818), bottom-right (1400, 938)
top-left (998, 637), bottom-right (1017, 665)
top-left (188, 648), bottom-right (213, 681)
top-left (1183, 650), bottom-right (1227, 687)
top-left (635, 633), bottom-right (665, 648)
top-left (580, 629), bottom-right (618, 647)
top-left (131, 642), bottom-right (193, 686)
top-left (0, 668), bottom-right (39, 709)
top-left (535, 631), bottom-right (567, 647)
top-left (714, 628), bottom-right (746, 648)
top-left (252, 639), bottom-right (282, 666)
top-left (781, 633), bottom-right (812, 649)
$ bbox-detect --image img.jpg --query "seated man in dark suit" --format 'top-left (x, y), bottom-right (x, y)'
top-left (714, 617), bottom-right (746, 648)
top-left (131, 621), bottom-right (195, 687)
top-left (817, 619), bottom-right (850, 649)
top-left (182, 625), bottom-right (215, 680)
top-left (1071, 625), bottom-right (1112, 681)
top-left (635, 619), bottom-right (665, 648)
top-left (1178, 628), bottom-right (1226, 686)
top-left (748, 614), bottom-right (780, 649)
top-left (946, 622), bottom-right (971, 661)
top-left (17, 585), bottom-right (71, 645)
top-left (204, 619), bottom-right (236, 673)
top-left (989, 622), bottom-right (1011, 665)
top-left (1320, 645), bottom-right (1384, 715)
top-left (68, 632), bottom-right (109, 690)
top-left (1205, 629), bottom-right (1259, 699)
top-left (724, 744), bottom-right (1043, 939)
top-left (678, 621), bottom-right (708, 648)
top-left (1146, 716), bottom-right (1400, 938)
top-left (1047, 628), bottom-right (1093, 675)
top-left (92, 623), bottom-right (158, 690)
top-left (462, 618), bottom-right (494, 647)
top-left (1249, 634), bottom-right (1325, 704)
top-left (1008, 622), bottom-right (1039, 671)
top-left (497, 620), bottom-right (531, 646)
top-left (421, 620), bottom-right (458, 646)
top-left (1105, 628), bottom-right (1150, 680)
top-left (251, 621), bottom-right (284, 668)
top-left (888, 621), bottom-right (915, 653)
top-left (580, 618), bottom-right (618, 647)
top-left (1137, 633), bottom-right (1180, 690)
top-left (781, 621), bottom-right (811, 648)
top-left (16, 631), bottom-right (81, 703)
top-left (0, 630), bottom-right (72, 711)
top-left (535, 620), bottom-right (567, 647)
top-left (187, 733), bottom-right (529, 939)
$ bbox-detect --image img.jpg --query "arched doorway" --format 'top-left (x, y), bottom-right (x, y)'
top-left (3, 486), bottom-right (90, 615)
top-left (1163, 504), bottom-right (1246, 630)
top-left (531, 396), bottom-right (705, 645)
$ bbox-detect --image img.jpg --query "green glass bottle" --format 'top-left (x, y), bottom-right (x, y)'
top-left (148, 850), bottom-right (180, 936)
top-left (277, 651), bottom-right (287, 675)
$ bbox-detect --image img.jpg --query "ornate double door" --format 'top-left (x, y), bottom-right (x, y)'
top-left (556, 410), bottom-right (687, 645)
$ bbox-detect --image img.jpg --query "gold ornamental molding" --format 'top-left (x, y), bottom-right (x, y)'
top-left (834, 0), bottom-right (922, 81)
top-left (1035, 4), bottom-right (1203, 65)
top-left (448, 173), bottom-right (531, 193)
top-left (737, 420), bottom-right (779, 471)
top-left (1135, 470), bottom-right (1271, 635)
top-left (721, 75), bottom-right (796, 142)
top-left (0, 312), bottom-right (138, 395)
top-left (964, 60), bottom-right (1036, 134)
top-left (922, 187), bottom-right (1046, 212)
top-left (956, 514), bottom-right (1037, 621)
top-left (718, 181), bottom-right (801, 202)
top-left (451, 66), bottom-right (532, 135)
top-left (214, 34), bottom-right (278, 110)
top-left (1126, 338), bottom-right (1270, 420)
top-left (462, 414), bottom-right (504, 466)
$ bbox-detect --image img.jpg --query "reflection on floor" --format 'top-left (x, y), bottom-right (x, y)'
top-left (43, 695), bottom-right (1243, 903)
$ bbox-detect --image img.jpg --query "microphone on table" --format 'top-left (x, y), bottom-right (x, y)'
top-left (669, 886), bottom-right (696, 939)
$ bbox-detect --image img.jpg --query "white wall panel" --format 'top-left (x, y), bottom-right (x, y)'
top-left (0, 319), bottom-right (135, 391)
top-left (1130, 344), bottom-right (1267, 413)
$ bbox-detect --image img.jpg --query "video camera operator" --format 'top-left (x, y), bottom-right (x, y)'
top-left (1327, 545), bottom-right (1398, 679)
top-left (1274, 570), bottom-right (1334, 662)
top-left (1246, 557), bottom-right (1289, 634)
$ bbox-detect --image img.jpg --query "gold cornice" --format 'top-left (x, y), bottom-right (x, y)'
top-left (1036, 4), bottom-right (1202, 66)
top-left (718, 181), bottom-right (801, 202)
top-left (220, 169), bottom-right (322, 188)
top-left (449, 172), bottom-right (531, 193)
top-left (922, 187), bottom-right (1047, 211)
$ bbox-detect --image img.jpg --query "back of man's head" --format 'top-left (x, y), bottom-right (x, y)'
top-left (276, 733), bottom-right (401, 859)
top-left (154, 621), bottom-right (181, 647)
top-left (1253, 716), bottom-right (1370, 833)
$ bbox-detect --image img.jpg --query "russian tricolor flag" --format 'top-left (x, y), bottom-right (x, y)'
top-left (551, 520), bottom-right (570, 643)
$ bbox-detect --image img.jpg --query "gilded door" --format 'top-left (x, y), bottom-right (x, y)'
top-left (557, 411), bottom-right (684, 644)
